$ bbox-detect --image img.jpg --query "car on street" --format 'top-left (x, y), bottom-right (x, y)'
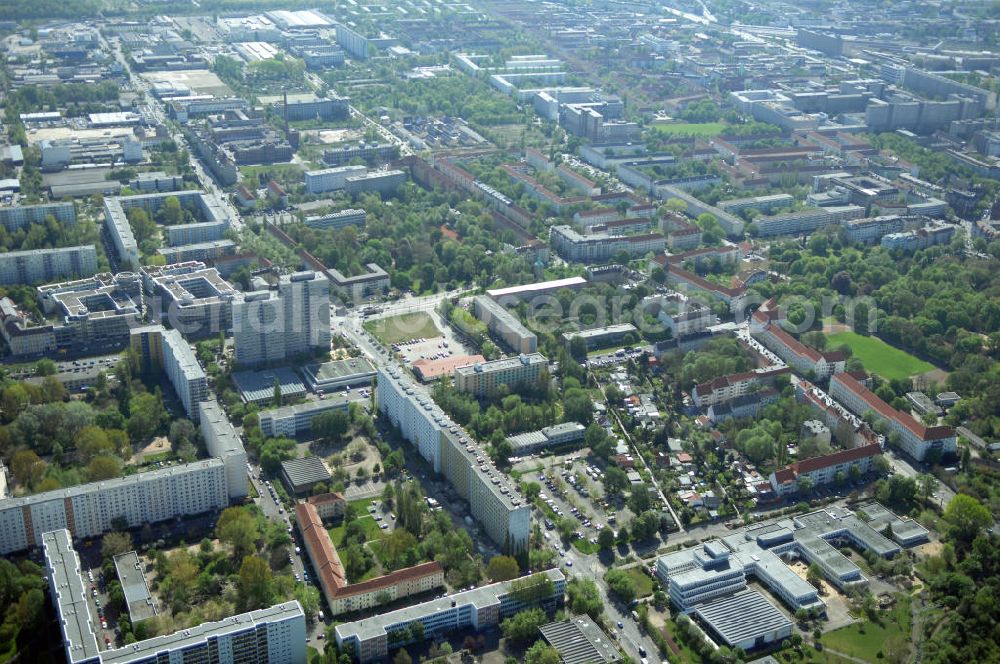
top-left (617, 621), bottom-right (624, 629)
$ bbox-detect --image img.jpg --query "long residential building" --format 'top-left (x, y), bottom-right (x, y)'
top-left (295, 499), bottom-right (444, 617)
top-left (45, 529), bottom-right (306, 664)
top-left (0, 201), bottom-right (76, 231)
top-left (692, 366), bottom-right (790, 408)
top-left (0, 245), bottom-right (98, 286)
top-left (750, 300), bottom-right (845, 379)
top-left (198, 400), bottom-right (249, 501)
top-left (829, 373), bottom-right (957, 461)
top-left (453, 352), bottom-right (547, 396)
top-left (305, 165), bottom-right (368, 194)
top-left (161, 327), bottom-right (210, 419)
top-left (550, 225), bottom-right (665, 263)
top-left (335, 569), bottom-right (566, 663)
top-left (377, 366), bottom-right (531, 552)
top-left (0, 458), bottom-right (228, 555)
top-left (471, 296), bottom-right (538, 354)
top-left (769, 444), bottom-right (881, 496)
top-left (752, 205), bottom-right (864, 237)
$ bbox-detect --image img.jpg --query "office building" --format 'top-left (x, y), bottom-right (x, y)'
top-left (322, 143), bottom-right (398, 167)
top-left (273, 95), bottom-right (348, 122)
top-left (717, 194), bottom-right (794, 214)
top-left (506, 422), bottom-right (586, 455)
top-left (142, 262), bottom-right (237, 339)
top-left (453, 353), bottom-right (547, 397)
top-left (841, 215), bottom-right (907, 245)
top-left (305, 165), bottom-right (367, 194)
top-left (31, 273), bottom-right (141, 356)
top-left (472, 295), bottom-right (538, 354)
top-left (158, 239), bottom-right (238, 264)
top-left (232, 271), bottom-right (330, 366)
top-left (300, 357), bottom-right (375, 393)
top-left (0, 245), bottom-right (98, 286)
top-left (128, 172), bottom-right (183, 193)
top-left (1, 459), bottom-right (227, 554)
top-left (563, 324), bottom-right (636, 351)
top-left (258, 396), bottom-right (351, 438)
top-left (327, 263), bottom-right (390, 303)
top-left (0, 201), bottom-right (75, 231)
top-left (198, 400), bottom-right (248, 500)
top-left (44, 528), bottom-right (307, 664)
top-left (335, 570), bottom-right (566, 662)
top-left (304, 209), bottom-right (366, 231)
top-left (550, 225), bottom-right (664, 263)
top-left (345, 169), bottom-right (406, 196)
top-left (377, 366), bottom-right (531, 552)
top-left (750, 300), bottom-right (845, 379)
top-left (829, 373), bottom-right (956, 461)
top-left (161, 328), bottom-right (209, 419)
top-left (656, 504), bottom-right (922, 620)
top-left (296, 499), bottom-right (444, 617)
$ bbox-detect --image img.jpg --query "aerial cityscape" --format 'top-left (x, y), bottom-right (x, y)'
top-left (0, 0), bottom-right (997, 663)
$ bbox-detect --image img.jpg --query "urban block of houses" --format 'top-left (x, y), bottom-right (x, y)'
top-left (335, 570), bottom-right (566, 663)
top-left (295, 496), bottom-right (445, 617)
top-left (750, 300), bottom-right (845, 379)
top-left (829, 373), bottom-right (957, 462)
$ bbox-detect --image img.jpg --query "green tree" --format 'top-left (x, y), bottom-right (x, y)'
top-left (500, 607), bottom-right (548, 644)
top-left (525, 640), bottom-right (561, 664)
top-left (216, 506), bottom-right (260, 560)
top-left (943, 494), bottom-right (991, 544)
top-left (487, 555), bottom-right (520, 582)
top-left (604, 568), bottom-right (637, 603)
top-left (101, 532), bottom-right (133, 562)
top-left (87, 454), bottom-right (122, 481)
top-left (603, 466), bottom-right (629, 496)
top-left (313, 410), bottom-right (351, 442)
top-left (237, 555), bottom-right (273, 610)
top-left (34, 358), bottom-right (56, 376)
top-left (565, 577), bottom-right (603, 620)
top-left (597, 526), bottom-right (615, 550)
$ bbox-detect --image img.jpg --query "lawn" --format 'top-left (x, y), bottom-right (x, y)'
top-left (826, 331), bottom-right (934, 381)
top-left (625, 567), bottom-right (655, 598)
top-left (652, 121), bottom-right (728, 137)
top-left (328, 515), bottom-right (383, 547)
top-left (822, 594), bottom-right (911, 662)
top-left (364, 312), bottom-right (441, 345)
top-left (572, 538), bottom-right (599, 555)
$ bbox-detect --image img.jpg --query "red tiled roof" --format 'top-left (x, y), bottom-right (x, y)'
top-left (668, 264), bottom-right (743, 297)
top-left (295, 502), bottom-right (443, 601)
top-left (308, 492), bottom-right (346, 506)
top-left (412, 354), bottom-right (485, 380)
top-left (831, 373), bottom-right (955, 442)
top-left (773, 443), bottom-right (881, 485)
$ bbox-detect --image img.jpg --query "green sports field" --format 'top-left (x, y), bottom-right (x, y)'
top-left (827, 331), bottom-right (934, 381)
top-left (651, 121), bottom-right (728, 137)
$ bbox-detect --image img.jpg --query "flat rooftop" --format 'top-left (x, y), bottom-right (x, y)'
top-left (232, 367), bottom-right (307, 404)
top-left (113, 551), bottom-right (157, 622)
top-left (43, 529), bottom-right (101, 664)
top-left (693, 590), bottom-right (791, 648)
top-left (487, 276), bottom-right (587, 300)
top-left (540, 615), bottom-right (621, 664)
top-left (453, 352), bottom-right (547, 377)
top-left (302, 357), bottom-right (376, 383)
top-left (281, 456), bottom-right (331, 488)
